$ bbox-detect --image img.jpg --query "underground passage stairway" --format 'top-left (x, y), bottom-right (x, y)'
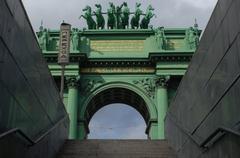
top-left (57, 140), bottom-right (177, 158)
top-left (0, 1), bottom-right (176, 158)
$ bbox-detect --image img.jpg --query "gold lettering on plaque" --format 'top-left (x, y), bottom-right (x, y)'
top-left (90, 40), bottom-right (144, 52)
top-left (80, 67), bottom-right (155, 74)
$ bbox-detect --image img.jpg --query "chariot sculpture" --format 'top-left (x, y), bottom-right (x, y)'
top-left (79, 2), bottom-right (156, 30)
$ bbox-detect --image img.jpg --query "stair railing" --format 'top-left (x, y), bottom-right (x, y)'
top-left (200, 126), bottom-right (240, 148)
top-left (0, 115), bottom-right (68, 146)
top-left (167, 113), bottom-right (240, 149)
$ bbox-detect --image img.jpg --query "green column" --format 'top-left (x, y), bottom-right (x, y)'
top-left (67, 77), bottom-right (79, 139)
top-left (77, 120), bottom-right (88, 140)
top-left (148, 121), bottom-right (158, 139)
top-left (156, 76), bottom-right (169, 139)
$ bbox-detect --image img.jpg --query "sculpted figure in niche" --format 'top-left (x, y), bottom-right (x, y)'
top-left (71, 28), bottom-right (79, 51)
top-left (79, 5), bottom-right (96, 29)
top-left (94, 4), bottom-right (105, 29)
top-left (38, 28), bottom-right (48, 50)
top-left (131, 3), bottom-right (143, 29)
top-left (194, 26), bottom-right (200, 47)
top-left (155, 27), bottom-right (166, 50)
top-left (186, 27), bottom-right (199, 49)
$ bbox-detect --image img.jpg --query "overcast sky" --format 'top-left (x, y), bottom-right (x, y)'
top-left (88, 104), bottom-right (147, 139)
top-left (22, 0), bottom-right (217, 31)
top-left (22, 0), bottom-right (217, 139)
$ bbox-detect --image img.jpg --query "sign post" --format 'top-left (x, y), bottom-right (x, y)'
top-left (58, 22), bottom-right (71, 100)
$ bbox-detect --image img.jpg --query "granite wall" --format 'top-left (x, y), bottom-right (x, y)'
top-left (0, 0), bottom-right (68, 158)
top-left (165, 0), bottom-right (240, 157)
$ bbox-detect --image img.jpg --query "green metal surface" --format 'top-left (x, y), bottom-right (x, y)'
top-left (148, 122), bottom-right (158, 139)
top-left (37, 22), bottom-right (200, 139)
top-left (156, 78), bottom-right (169, 139)
top-left (67, 78), bottom-right (79, 139)
top-left (77, 122), bottom-right (87, 139)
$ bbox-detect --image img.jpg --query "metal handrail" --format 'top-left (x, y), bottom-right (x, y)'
top-left (0, 115), bottom-right (68, 146)
top-left (200, 126), bottom-right (240, 148)
top-left (167, 114), bottom-right (240, 149)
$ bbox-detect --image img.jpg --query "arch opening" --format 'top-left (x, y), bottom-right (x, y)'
top-left (84, 87), bottom-right (151, 127)
top-left (88, 103), bottom-right (147, 139)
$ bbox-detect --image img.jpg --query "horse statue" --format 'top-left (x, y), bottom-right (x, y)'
top-left (107, 2), bottom-right (116, 29)
top-left (121, 2), bottom-right (130, 29)
top-left (116, 4), bottom-right (123, 29)
top-left (140, 5), bottom-right (156, 29)
top-left (79, 5), bottom-right (96, 29)
top-left (131, 3), bottom-right (143, 29)
top-left (94, 4), bottom-right (105, 29)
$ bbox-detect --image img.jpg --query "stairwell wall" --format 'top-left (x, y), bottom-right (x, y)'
top-left (165, 0), bottom-right (240, 157)
top-left (0, 0), bottom-right (68, 158)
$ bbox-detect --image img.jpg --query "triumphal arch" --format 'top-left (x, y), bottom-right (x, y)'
top-left (37, 2), bottom-right (200, 140)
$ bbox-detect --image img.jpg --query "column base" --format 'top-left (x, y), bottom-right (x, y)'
top-left (146, 120), bottom-right (158, 140)
top-left (77, 120), bottom-right (89, 140)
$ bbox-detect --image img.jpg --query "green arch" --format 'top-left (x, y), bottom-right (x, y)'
top-left (79, 81), bottom-right (157, 125)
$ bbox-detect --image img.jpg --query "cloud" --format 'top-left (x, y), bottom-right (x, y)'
top-left (21, 0), bottom-right (217, 139)
top-left (88, 104), bottom-right (147, 139)
top-left (22, 0), bottom-right (217, 31)
top-left (124, 123), bottom-right (147, 139)
top-left (179, 0), bottom-right (217, 8)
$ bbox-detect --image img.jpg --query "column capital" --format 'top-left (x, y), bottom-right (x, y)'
top-left (66, 76), bottom-right (80, 88)
top-left (155, 76), bottom-right (170, 88)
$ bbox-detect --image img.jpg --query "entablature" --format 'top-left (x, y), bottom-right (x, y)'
top-left (43, 52), bottom-right (192, 67)
top-left (37, 28), bottom-right (201, 56)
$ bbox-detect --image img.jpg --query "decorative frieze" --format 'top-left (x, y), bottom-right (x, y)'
top-left (80, 79), bottom-right (105, 94)
top-left (133, 76), bottom-right (170, 98)
top-left (133, 78), bottom-right (156, 99)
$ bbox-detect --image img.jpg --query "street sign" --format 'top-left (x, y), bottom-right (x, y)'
top-left (58, 23), bottom-right (71, 65)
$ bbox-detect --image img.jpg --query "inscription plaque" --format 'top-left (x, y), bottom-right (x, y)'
top-left (90, 40), bottom-right (144, 52)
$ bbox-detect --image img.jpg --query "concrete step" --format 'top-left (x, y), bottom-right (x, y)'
top-left (57, 140), bottom-right (177, 158)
